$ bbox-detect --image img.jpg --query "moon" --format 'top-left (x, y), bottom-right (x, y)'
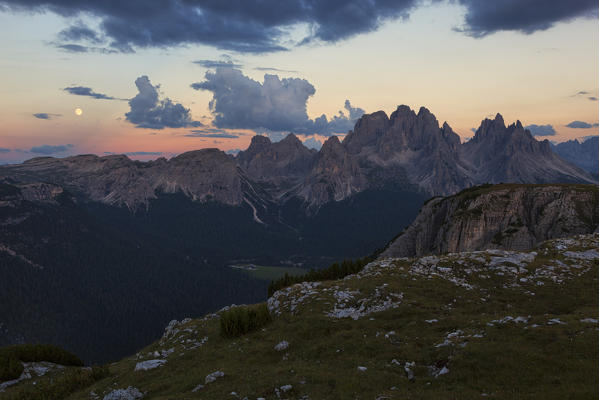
top-left (75, 108), bottom-right (83, 116)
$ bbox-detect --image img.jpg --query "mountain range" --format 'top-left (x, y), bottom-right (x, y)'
top-left (0, 105), bottom-right (597, 364)
top-left (552, 136), bottom-right (599, 176)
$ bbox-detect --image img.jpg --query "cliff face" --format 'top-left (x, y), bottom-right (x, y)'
top-left (381, 184), bottom-right (599, 258)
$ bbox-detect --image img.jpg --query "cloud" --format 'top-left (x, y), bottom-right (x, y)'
top-left (125, 75), bottom-right (202, 129)
top-left (123, 151), bottom-right (162, 156)
top-left (5, 1), bottom-right (599, 53)
top-left (29, 144), bottom-right (74, 155)
top-left (191, 68), bottom-right (363, 136)
top-left (525, 124), bottom-right (556, 136)
top-left (64, 86), bottom-right (119, 100)
top-left (302, 137), bottom-right (323, 150)
top-left (186, 129), bottom-right (240, 139)
top-left (193, 59), bottom-right (242, 69)
top-left (33, 113), bottom-right (60, 120)
top-left (0, 0), bottom-right (422, 53)
top-left (0, 148), bottom-right (10, 153)
top-left (54, 43), bottom-right (116, 54)
top-left (589, 96), bottom-right (598, 101)
top-left (254, 67), bottom-right (298, 73)
top-left (566, 121), bottom-right (594, 129)
top-left (58, 22), bottom-right (103, 43)
top-left (456, 0), bottom-right (599, 37)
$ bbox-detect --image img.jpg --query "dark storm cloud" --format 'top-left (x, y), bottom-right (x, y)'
top-left (29, 144), bottom-right (74, 154)
top-left (524, 124), bottom-right (556, 136)
top-left (191, 68), bottom-right (363, 135)
top-left (456, 0), bottom-right (599, 37)
top-left (0, 0), bottom-right (420, 53)
top-left (125, 75), bottom-right (202, 130)
top-left (3, 1), bottom-right (597, 53)
top-left (33, 113), bottom-right (60, 119)
top-left (63, 86), bottom-right (119, 100)
top-left (59, 22), bottom-right (103, 43)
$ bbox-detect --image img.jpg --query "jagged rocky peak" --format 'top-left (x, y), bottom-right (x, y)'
top-left (381, 184), bottom-right (599, 258)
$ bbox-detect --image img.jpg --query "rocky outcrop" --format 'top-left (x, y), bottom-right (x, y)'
top-left (381, 184), bottom-right (599, 258)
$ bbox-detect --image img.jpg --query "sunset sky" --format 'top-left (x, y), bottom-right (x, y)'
top-left (1, 0), bottom-right (598, 164)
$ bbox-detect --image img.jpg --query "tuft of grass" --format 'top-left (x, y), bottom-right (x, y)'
top-left (220, 303), bottom-right (272, 337)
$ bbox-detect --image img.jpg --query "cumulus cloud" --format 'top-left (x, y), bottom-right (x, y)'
top-left (191, 68), bottom-right (363, 136)
top-left (456, 0), bottom-right (599, 37)
top-left (525, 124), bottom-right (556, 136)
top-left (125, 76), bottom-right (202, 130)
top-left (566, 121), bottom-right (599, 129)
top-left (29, 144), bottom-right (74, 155)
top-left (33, 113), bottom-right (60, 120)
top-left (63, 86), bottom-right (119, 100)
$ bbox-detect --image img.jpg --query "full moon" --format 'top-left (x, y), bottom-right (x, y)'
top-left (75, 108), bottom-right (83, 116)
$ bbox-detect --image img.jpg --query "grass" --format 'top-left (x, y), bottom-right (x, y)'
top-left (3, 236), bottom-right (599, 399)
top-left (220, 303), bottom-right (272, 337)
top-left (0, 344), bottom-right (83, 382)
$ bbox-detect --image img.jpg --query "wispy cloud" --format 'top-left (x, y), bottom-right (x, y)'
top-left (33, 113), bottom-right (61, 120)
top-left (63, 86), bottom-right (122, 100)
top-left (29, 144), bottom-right (74, 155)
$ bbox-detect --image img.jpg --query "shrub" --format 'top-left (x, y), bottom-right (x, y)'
top-left (220, 303), bottom-right (272, 337)
top-left (0, 353), bottom-right (24, 382)
top-left (0, 344), bottom-right (84, 383)
top-left (4, 365), bottom-right (110, 400)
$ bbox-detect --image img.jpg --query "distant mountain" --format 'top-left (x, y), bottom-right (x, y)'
top-left (552, 137), bottom-right (599, 174)
top-left (1, 105), bottom-right (597, 364)
top-left (381, 183), bottom-right (599, 258)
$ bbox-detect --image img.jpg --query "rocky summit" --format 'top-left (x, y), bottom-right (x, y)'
top-left (1, 106), bottom-right (595, 211)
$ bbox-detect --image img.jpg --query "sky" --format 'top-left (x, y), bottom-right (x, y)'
top-left (0, 0), bottom-right (598, 164)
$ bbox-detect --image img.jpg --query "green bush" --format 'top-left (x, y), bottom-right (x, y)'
top-left (0, 353), bottom-right (24, 382)
top-left (220, 303), bottom-right (272, 337)
top-left (4, 365), bottom-right (110, 400)
top-left (267, 256), bottom-right (373, 297)
top-left (0, 344), bottom-right (84, 383)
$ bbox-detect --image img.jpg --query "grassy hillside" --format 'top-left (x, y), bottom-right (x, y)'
top-left (2, 234), bottom-right (599, 399)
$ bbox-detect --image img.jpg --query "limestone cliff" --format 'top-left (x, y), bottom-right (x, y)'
top-left (381, 184), bottom-right (599, 258)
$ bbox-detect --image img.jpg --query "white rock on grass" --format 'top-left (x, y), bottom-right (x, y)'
top-left (205, 371), bottom-right (225, 384)
top-left (134, 359), bottom-right (166, 371)
top-left (404, 362), bottom-right (415, 381)
top-left (274, 341), bottom-right (289, 351)
top-left (191, 384), bottom-right (204, 392)
top-left (581, 318), bottom-right (599, 324)
top-left (357, 366), bottom-right (367, 372)
top-left (103, 387), bottom-right (144, 400)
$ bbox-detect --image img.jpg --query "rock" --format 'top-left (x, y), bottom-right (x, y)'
top-left (581, 318), bottom-right (599, 323)
top-left (274, 341), bottom-right (289, 352)
top-left (103, 387), bottom-right (144, 400)
top-left (357, 366), bottom-right (367, 372)
top-left (191, 384), bottom-right (204, 392)
top-left (382, 185), bottom-right (599, 258)
top-left (134, 359), bottom-right (166, 371)
top-left (205, 370), bottom-right (225, 384)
